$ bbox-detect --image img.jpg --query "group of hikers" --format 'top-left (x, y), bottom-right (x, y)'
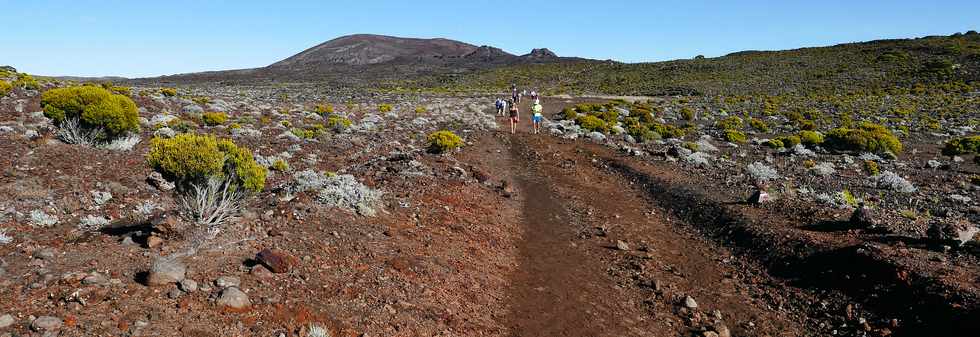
top-left (495, 84), bottom-right (543, 134)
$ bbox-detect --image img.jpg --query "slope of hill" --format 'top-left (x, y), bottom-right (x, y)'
top-left (139, 34), bottom-right (573, 85)
top-left (412, 32), bottom-right (980, 96)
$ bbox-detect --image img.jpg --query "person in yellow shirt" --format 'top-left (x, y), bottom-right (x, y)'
top-left (530, 102), bottom-right (543, 134)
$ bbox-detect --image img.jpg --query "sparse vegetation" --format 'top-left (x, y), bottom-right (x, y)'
top-left (825, 122), bottom-right (902, 154)
top-left (202, 112), bottom-right (228, 126)
top-left (378, 103), bottom-right (393, 113)
top-left (427, 130), bottom-right (463, 153)
top-left (0, 80), bottom-right (11, 96)
top-left (160, 87), bottom-right (178, 97)
top-left (41, 85), bottom-right (140, 139)
top-left (146, 133), bottom-right (267, 193)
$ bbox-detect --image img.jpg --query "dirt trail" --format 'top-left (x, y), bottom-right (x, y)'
top-left (503, 134), bottom-right (633, 336)
top-left (491, 98), bottom-right (817, 336)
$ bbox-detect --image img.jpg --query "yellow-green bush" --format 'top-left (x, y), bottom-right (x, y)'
top-left (378, 104), bottom-right (393, 113)
top-left (576, 114), bottom-right (608, 133)
top-left (798, 130), bottom-right (824, 146)
top-left (765, 139), bottom-right (784, 149)
top-left (864, 160), bottom-right (880, 176)
top-left (941, 136), bottom-right (980, 156)
top-left (315, 104), bottom-right (334, 114)
top-left (723, 130), bottom-right (747, 143)
top-left (13, 74), bottom-right (39, 90)
top-left (41, 86), bottom-right (140, 137)
top-left (414, 106), bottom-right (426, 114)
top-left (202, 112), bottom-right (228, 126)
top-left (652, 123), bottom-right (686, 139)
top-left (749, 118), bottom-right (770, 132)
top-left (160, 88), bottom-right (178, 97)
top-left (680, 107), bottom-right (695, 121)
top-left (682, 142), bottom-right (699, 152)
top-left (826, 122), bottom-right (902, 154)
top-left (271, 159), bottom-right (289, 172)
top-left (109, 86), bottom-right (131, 96)
top-left (427, 130), bottom-right (463, 153)
top-left (146, 133), bottom-right (266, 193)
top-left (326, 115), bottom-right (352, 130)
top-left (561, 107), bottom-right (579, 120)
top-left (0, 80), bottom-right (10, 96)
top-left (716, 116), bottom-right (743, 130)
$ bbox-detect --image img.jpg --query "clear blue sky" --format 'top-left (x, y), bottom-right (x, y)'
top-left (1, 0), bottom-right (977, 78)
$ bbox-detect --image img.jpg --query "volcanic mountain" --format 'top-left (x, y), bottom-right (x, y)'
top-left (143, 34), bottom-right (579, 84)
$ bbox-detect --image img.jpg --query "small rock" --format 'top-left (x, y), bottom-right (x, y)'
top-left (849, 203), bottom-right (877, 229)
top-left (216, 287), bottom-right (250, 309)
top-left (615, 240), bottom-right (630, 251)
top-left (82, 273), bottom-right (109, 285)
top-left (32, 248), bottom-right (56, 260)
top-left (121, 236), bottom-right (136, 246)
top-left (703, 332), bottom-right (719, 337)
top-left (927, 219), bottom-right (979, 247)
top-left (683, 296), bottom-right (698, 309)
top-left (250, 264), bottom-right (273, 278)
top-left (146, 236), bottom-right (163, 248)
top-left (256, 248), bottom-right (299, 273)
top-left (715, 324), bottom-right (732, 337)
top-left (31, 316), bottom-right (62, 332)
top-left (0, 314), bottom-right (13, 329)
top-left (147, 171), bottom-right (175, 191)
top-left (179, 279), bottom-right (198, 293)
top-left (146, 257), bottom-right (186, 286)
top-left (214, 275), bottom-right (241, 288)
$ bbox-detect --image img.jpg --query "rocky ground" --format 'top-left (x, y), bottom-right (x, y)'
top-left (0, 81), bottom-right (977, 337)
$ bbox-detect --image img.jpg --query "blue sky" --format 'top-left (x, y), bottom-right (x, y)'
top-left (1, 0), bottom-right (977, 77)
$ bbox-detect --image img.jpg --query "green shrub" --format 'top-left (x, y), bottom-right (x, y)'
top-left (765, 139), bottom-right (784, 149)
top-left (941, 136), bottom-right (980, 156)
top-left (13, 74), bottom-right (40, 90)
top-left (652, 123), bottom-right (686, 139)
top-left (682, 142), bottom-right (699, 152)
top-left (291, 128), bottom-right (317, 139)
top-left (326, 115), bottom-right (352, 130)
top-left (864, 160), bottom-right (880, 176)
top-left (160, 88), bottom-right (178, 97)
top-left (777, 135), bottom-right (802, 148)
top-left (825, 122), bottom-right (902, 154)
top-left (0, 80), bottom-right (10, 96)
top-left (414, 106), bottom-right (427, 114)
top-left (41, 86), bottom-right (140, 138)
top-left (680, 107), bottom-right (695, 121)
top-left (723, 130), bottom-right (747, 143)
top-left (378, 104), bottom-right (393, 113)
top-left (146, 133), bottom-right (266, 193)
top-left (229, 123), bottom-right (241, 130)
top-left (427, 130), bottom-right (463, 153)
top-left (110, 86), bottom-right (131, 96)
top-left (271, 159), bottom-right (289, 172)
top-left (280, 120), bottom-right (291, 127)
top-left (315, 104), bottom-right (334, 114)
top-left (561, 107), bottom-right (578, 120)
top-left (798, 130), bottom-right (824, 146)
top-left (576, 114), bottom-right (608, 133)
top-left (749, 118), bottom-right (770, 132)
top-left (191, 96), bottom-right (211, 106)
top-left (202, 112), bottom-right (228, 126)
top-left (716, 116), bottom-right (743, 130)
top-left (971, 175), bottom-right (980, 186)
top-left (626, 123), bottom-right (659, 143)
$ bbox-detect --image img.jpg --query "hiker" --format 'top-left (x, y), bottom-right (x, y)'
top-left (531, 101), bottom-right (543, 134)
top-left (508, 100), bottom-right (519, 134)
top-left (495, 98), bottom-right (505, 116)
top-left (530, 90), bottom-right (538, 101)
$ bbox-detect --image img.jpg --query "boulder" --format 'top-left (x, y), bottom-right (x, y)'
top-left (146, 257), bottom-right (186, 286)
top-left (257, 248), bottom-right (299, 273)
top-left (216, 287), bottom-right (251, 309)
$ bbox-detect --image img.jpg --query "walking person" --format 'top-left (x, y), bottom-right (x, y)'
top-left (508, 100), bottom-right (520, 134)
top-left (495, 98), bottom-right (505, 116)
top-left (530, 101), bottom-right (543, 134)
